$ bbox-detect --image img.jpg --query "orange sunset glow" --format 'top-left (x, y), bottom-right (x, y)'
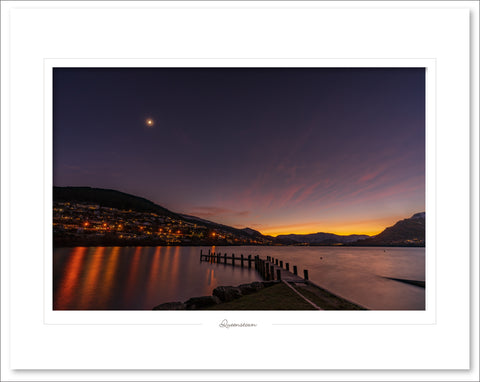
top-left (259, 218), bottom-right (396, 237)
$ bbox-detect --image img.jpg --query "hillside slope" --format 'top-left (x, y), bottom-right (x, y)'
top-left (353, 213), bottom-right (425, 246)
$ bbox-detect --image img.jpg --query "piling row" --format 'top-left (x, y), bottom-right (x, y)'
top-left (200, 250), bottom-right (309, 282)
top-left (200, 249), bottom-right (253, 268)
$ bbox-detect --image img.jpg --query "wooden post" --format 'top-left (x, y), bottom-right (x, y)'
top-left (277, 269), bottom-right (281, 280)
top-left (275, 259), bottom-right (279, 266)
top-left (270, 265), bottom-right (274, 279)
top-left (224, 253), bottom-right (227, 264)
top-left (293, 265), bottom-right (298, 275)
top-left (280, 260), bottom-right (283, 268)
top-left (304, 269), bottom-right (309, 280)
top-left (248, 255), bottom-right (252, 268)
top-left (241, 254), bottom-right (244, 267)
top-left (286, 263), bottom-right (289, 271)
top-left (232, 253), bottom-right (235, 266)
top-left (208, 249), bottom-right (211, 255)
top-left (217, 252), bottom-right (220, 262)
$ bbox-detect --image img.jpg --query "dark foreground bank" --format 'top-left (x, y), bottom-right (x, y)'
top-left (153, 280), bottom-right (367, 310)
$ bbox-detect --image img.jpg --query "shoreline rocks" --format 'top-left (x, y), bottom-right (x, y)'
top-left (184, 295), bottom-right (221, 310)
top-left (153, 301), bottom-right (185, 310)
top-left (152, 280), bottom-right (279, 310)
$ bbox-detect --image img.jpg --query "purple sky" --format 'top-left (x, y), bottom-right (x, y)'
top-left (53, 68), bottom-right (425, 235)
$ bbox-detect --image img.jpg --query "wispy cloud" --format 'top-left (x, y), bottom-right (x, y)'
top-left (188, 206), bottom-right (250, 219)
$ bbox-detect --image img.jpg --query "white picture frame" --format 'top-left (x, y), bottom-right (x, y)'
top-left (1, 1), bottom-right (477, 381)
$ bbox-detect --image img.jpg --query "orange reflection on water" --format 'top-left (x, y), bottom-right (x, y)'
top-left (145, 247), bottom-right (162, 299)
top-left (206, 268), bottom-right (218, 287)
top-left (169, 247), bottom-right (181, 292)
top-left (79, 247), bottom-right (106, 308)
top-left (124, 247), bottom-right (143, 300)
top-left (97, 247), bottom-right (121, 307)
top-left (54, 247), bottom-right (87, 309)
top-left (201, 267), bottom-right (219, 296)
top-left (159, 246), bottom-right (171, 283)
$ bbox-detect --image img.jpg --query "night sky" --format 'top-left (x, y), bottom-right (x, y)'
top-left (53, 68), bottom-right (425, 236)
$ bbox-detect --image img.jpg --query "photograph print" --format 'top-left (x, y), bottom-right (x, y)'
top-left (53, 67), bottom-right (425, 311)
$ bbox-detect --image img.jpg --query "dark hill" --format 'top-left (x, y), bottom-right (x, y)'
top-left (53, 186), bottom-right (178, 217)
top-left (53, 186), bottom-right (274, 245)
top-left (353, 213), bottom-right (425, 246)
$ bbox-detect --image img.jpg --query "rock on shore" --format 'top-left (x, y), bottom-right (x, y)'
top-left (152, 280), bottom-right (278, 310)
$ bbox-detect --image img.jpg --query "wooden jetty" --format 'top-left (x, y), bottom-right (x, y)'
top-left (199, 249), bottom-right (308, 283)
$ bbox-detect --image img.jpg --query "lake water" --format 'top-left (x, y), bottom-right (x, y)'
top-left (53, 246), bottom-right (425, 310)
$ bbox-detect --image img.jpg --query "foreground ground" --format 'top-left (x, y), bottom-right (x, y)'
top-left (207, 281), bottom-right (367, 310)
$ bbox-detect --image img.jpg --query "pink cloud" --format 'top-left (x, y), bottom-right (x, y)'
top-left (188, 206), bottom-right (250, 219)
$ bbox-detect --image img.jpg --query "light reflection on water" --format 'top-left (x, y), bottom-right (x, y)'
top-left (53, 246), bottom-right (263, 310)
top-left (53, 246), bottom-right (425, 310)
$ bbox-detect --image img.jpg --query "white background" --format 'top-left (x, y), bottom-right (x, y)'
top-left (1, 1), bottom-right (478, 381)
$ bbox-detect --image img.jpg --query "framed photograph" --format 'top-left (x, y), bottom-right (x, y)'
top-left (47, 61), bottom-right (431, 321)
top-left (1, 1), bottom-right (477, 381)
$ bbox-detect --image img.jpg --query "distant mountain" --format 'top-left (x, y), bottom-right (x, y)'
top-left (411, 212), bottom-right (425, 219)
top-left (353, 212), bottom-right (425, 246)
top-left (275, 232), bottom-right (370, 245)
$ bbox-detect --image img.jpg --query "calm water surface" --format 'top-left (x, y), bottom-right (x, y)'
top-left (53, 246), bottom-right (424, 310)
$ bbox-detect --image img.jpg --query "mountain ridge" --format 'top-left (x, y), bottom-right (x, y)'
top-left (352, 212), bottom-right (425, 246)
top-left (53, 186), bottom-right (424, 246)
top-left (275, 232), bottom-right (371, 245)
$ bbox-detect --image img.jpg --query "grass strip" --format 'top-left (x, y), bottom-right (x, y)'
top-left (292, 284), bottom-right (367, 310)
top-left (207, 283), bottom-right (316, 310)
